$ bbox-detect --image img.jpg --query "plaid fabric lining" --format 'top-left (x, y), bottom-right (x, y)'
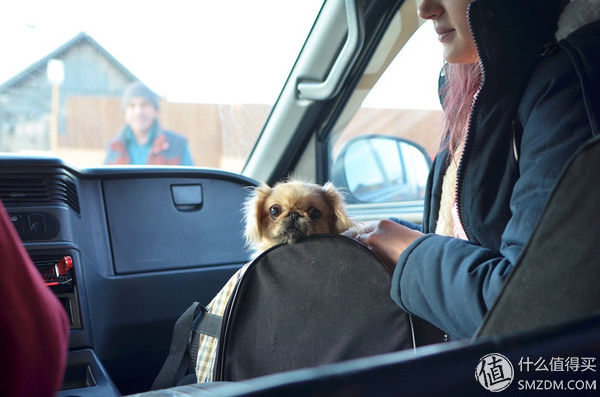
top-left (194, 264), bottom-right (249, 382)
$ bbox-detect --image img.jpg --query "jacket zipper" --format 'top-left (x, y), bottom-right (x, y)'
top-left (454, 4), bottom-right (486, 242)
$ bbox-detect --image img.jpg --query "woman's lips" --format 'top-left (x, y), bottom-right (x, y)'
top-left (436, 28), bottom-right (455, 43)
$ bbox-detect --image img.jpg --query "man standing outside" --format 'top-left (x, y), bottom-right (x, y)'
top-left (105, 81), bottom-right (194, 165)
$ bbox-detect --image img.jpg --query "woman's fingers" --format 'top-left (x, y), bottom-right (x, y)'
top-left (359, 220), bottom-right (424, 272)
top-left (342, 220), bottom-right (377, 238)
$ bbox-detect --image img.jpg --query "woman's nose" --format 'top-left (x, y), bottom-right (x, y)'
top-left (418, 0), bottom-right (443, 20)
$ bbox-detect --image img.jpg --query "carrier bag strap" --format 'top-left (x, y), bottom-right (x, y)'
top-left (152, 302), bottom-right (203, 390)
top-left (189, 312), bottom-right (222, 370)
top-left (193, 312), bottom-right (222, 338)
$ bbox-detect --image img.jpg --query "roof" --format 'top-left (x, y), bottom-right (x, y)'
top-left (0, 32), bottom-right (140, 93)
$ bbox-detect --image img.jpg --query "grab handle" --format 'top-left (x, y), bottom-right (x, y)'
top-left (297, 0), bottom-right (364, 100)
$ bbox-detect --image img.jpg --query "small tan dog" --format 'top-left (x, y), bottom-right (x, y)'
top-left (243, 180), bottom-right (356, 255)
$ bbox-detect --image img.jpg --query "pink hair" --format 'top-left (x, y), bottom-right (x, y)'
top-left (440, 62), bottom-right (483, 157)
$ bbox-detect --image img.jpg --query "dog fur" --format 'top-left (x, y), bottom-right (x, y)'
top-left (243, 180), bottom-right (356, 255)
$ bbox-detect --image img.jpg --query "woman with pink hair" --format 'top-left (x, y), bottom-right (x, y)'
top-left (360, 0), bottom-right (600, 339)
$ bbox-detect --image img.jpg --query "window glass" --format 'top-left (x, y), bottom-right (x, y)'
top-left (0, 0), bottom-right (323, 171)
top-left (330, 20), bottom-right (444, 204)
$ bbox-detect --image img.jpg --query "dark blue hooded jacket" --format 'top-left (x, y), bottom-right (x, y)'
top-left (391, 0), bottom-right (600, 339)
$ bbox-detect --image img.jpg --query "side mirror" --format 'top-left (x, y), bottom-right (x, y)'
top-left (331, 135), bottom-right (431, 204)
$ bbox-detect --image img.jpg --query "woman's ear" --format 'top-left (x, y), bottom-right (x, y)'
top-left (322, 182), bottom-right (356, 233)
top-left (243, 184), bottom-right (272, 247)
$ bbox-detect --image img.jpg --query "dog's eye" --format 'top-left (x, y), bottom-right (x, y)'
top-left (308, 206), bottom-right (321, 221)
top-left (269, 204), bottom-right (282, 219)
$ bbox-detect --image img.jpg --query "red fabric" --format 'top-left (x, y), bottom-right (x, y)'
top-left (0, 202), bottom-right (70, 397)
top-left (108, 140), bottom-right (131, 165)
top-left (147, 135), bottom-right (181, 165)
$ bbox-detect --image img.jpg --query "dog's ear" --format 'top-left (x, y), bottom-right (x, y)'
top-left (322, 182), bottom-right (355, 233)
top-left (243, 184), bottom-right (272, 247)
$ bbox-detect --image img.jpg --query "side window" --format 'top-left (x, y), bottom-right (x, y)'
top-left (329, 21), bottom-right (443, 205)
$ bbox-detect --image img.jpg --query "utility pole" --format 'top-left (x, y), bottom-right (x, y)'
top-left (47, 59), bottom-right (64, 151)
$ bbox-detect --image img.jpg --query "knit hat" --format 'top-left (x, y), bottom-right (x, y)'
top-left (122, 81), bottom-right (160, 110)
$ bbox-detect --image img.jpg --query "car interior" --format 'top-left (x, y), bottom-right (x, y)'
top-left (1, 0), bottom-right (599, 396)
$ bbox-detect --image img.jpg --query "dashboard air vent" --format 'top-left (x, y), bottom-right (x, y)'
top-left (0, 173), bottom-right (80, 213)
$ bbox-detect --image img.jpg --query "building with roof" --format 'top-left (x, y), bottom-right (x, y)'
top-left (0, 32), bottom-right (141, 152)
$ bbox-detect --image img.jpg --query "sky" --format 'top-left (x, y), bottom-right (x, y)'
top-left (0, 0), bottom-right (443, 109)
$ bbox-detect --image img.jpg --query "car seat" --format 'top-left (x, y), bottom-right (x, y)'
top-left (475, 134), bottom-right (600, 338)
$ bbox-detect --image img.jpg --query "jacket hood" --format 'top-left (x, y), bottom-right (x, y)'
top-left (556, 0), bottom-right (600, 41)
top-left (467, 0), bottom-right (565, 78)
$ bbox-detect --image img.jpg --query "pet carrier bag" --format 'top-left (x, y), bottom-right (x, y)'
top-left (152, 234), bottom-right (442, 388)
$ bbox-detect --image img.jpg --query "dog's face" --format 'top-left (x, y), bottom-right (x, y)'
top-left (244, 180), bottom-right (354, 253)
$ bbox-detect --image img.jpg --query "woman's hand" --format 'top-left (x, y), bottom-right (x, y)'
top-left (357, 219), bottom-right (424, 272)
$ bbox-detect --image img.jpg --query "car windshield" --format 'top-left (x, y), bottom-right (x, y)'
top-left (0, 0), bottom-right (323, 171)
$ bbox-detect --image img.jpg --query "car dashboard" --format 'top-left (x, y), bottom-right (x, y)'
top-left (1, 155), bottom-right (257, 395)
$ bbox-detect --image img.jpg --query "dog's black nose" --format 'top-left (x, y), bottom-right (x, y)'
top-left (288, 211), bottom-right (300, 220)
